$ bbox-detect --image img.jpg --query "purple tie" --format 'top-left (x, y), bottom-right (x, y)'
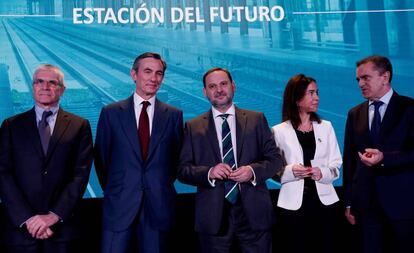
top-left (38, 110), bottom-right (53, 155)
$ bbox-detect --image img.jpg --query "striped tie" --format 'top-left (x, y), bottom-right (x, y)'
top-left (219, 114), bottom-right (239, 204)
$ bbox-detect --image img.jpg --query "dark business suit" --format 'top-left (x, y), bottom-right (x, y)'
top-left (94, 95), bottom-right (182, 252)
top-left (343, 92), bottom-right (414, 252)
top-left (0, 108), bottom-right (93, 251)
top-left (178, 107), bottom-right (282, 252)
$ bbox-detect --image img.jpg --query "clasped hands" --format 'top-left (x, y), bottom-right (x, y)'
top-left (25, 213), bottom-right (60, 240)
top-left (358, 148), bottom-right (383, 167)
top-left (209, 163), bottom-right (253, 182)
top-left (292, 164), bottom-right (322, 181)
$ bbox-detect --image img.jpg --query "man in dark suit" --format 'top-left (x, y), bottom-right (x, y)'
top-left (94, 52), bottom-right (183, 253)
top-left (178, 67), bottom-right (282, 253)
top-left (0, 64), bottom-right (93, 253)
top-left (343, 55), bottom-right (414, 253)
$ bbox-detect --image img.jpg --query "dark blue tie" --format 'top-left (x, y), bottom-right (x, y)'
top-left (219, 114), bottom-right (239, 204)
top-left (38, 110), bottom-right (53, 155)
top-left (370, 101), bottom-right (384, 145)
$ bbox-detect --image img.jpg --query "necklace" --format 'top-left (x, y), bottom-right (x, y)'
top-left (297, 122), bottom-right (313, 133)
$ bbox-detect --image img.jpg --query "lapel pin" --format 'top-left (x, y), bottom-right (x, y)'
top-left (318, 138), bottom-right (322, 143)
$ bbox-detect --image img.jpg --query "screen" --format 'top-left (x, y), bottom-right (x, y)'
top-left (0, 0), bottom-right (413, 197)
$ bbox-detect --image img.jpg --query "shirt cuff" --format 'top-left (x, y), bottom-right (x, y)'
top-left (20, 217), bottom-right (32, 228)
top-left (248, 166), bottom-right (257, 186)
top-left (49, 211), bottom-right (63, 223)
top-left (207, 167), bottom-right (216, 187)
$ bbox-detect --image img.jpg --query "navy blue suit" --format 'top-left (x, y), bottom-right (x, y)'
top-left (94, 95), bottom-right (182, 252)
top-left (343, 92), bottom-right (414, 252)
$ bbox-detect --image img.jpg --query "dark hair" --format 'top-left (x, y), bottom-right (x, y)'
top-left (132, 52), bottom-right (167, 72)
top-left (202, 67), bottom-right (233, 87)
top-left (282, 74), bottom-right (321, 129)
top-left (356, 55), bottom-right (393, 83)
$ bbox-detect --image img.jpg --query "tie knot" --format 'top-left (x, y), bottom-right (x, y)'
top-left (141, 101), bottom-right (150, 109)
top-left (219, 114), bottom-right (229, 120)
top-left (372, 101), bottom-right (384, 110)
top-left (41, 110), bottom-right (53, 122)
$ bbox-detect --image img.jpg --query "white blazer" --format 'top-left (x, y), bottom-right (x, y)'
top-left (272, 120), bottom-right (342, 210)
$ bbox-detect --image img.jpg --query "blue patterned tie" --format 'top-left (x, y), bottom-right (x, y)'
top-left (219, 114), bottom-right (239, 204)
top-left (38, 110), bottom-right (53, 155)
top-left (370, 101), bottom-right (384, 145)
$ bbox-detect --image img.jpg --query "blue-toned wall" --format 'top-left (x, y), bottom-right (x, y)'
top-left (1, 0), bottom-right (413, 198)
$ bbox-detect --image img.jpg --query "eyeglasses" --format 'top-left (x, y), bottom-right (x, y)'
top-left (33, 78), bottom-right (61, 88)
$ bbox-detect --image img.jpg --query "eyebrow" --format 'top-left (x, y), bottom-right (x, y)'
top-left (356, 74), bottom-right (370, 81)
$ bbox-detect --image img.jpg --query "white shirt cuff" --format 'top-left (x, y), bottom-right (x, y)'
top-left (248, 166), bottom-right (257, 186)
top-left (207, 167), bottom-right (216, 187)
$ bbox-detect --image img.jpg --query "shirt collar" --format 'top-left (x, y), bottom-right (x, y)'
top-left (369, 88), bottom-right (393, 106)
top-left (212, 104), bottom-right (236, 119)
top-left (35, 104), bottom-right (59, 120)
top-left (134, 92), bottom-right (156, 108)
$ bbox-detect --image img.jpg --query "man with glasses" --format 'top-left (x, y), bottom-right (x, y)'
top-left (0, 64), bottom-right (93, 253)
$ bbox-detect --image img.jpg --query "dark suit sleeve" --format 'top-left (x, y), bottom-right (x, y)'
top-left (0, 119), bottom-right (35, 227)
top-left (171, 111), bottom-right (184, 179)
top-left (343, 111), bottom-right (356, 207)
top-left (94, 107), bottom-right (111, 190)
top-left (177, 122), bottom-right (213, 188)
top-left (50, 119), bottom-right (93, 220)
top-left (248, 113), bottom-right (283, 184)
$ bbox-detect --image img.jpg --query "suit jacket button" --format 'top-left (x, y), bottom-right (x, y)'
top-left (44, 171), bottom-right (48, 175)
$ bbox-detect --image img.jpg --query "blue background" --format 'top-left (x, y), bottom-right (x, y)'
top-left (1, 0), bottom-right (413, 197)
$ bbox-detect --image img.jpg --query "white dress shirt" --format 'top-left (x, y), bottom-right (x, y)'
top-left (208, 104), bottom-right (256, 186)
top-left (35, 104), bottom-right (59, 134)
top-left (212, 105), bottom-right (238, 166)
top-left (134, 93), bottom-right (156, 135)
top-left (368, 88), bottom-right (393, 129)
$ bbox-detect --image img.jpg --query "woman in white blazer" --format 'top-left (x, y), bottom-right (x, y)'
top-left (272, 74), bottom-right (342, 253)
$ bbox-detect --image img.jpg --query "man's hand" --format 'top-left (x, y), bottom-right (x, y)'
top-left (36, 228), bottom-right (54, 240)
top-left (209, 163), bottom-right (232, 180)
top-left (358, 148), bottom-right (384, 167)
top-left (292, 164), bottom-right (312, 179)
top-left (26, 213), bottom-right (59, 239)
top-left (345, 207), bottom-right (356, 225)
top-left (228, 166), bottom-right (253, 183)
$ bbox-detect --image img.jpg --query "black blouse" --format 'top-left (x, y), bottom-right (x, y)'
top-left (295, 129), bottom-right (316, 194)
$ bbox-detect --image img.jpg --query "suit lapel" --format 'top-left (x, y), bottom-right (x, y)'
top-left (119, 95), bottom-right (142, 162)
top-left (358, 101), bottom-right (372, 146)
top-left (379, 92), bottom-right (400, 139)
top-left (285, 121), bottom-right (304, 163)
top-left (24, 108), bottom-right (44, 158)
top-left (147, 99), bottom-right (169, 160)
top-left (205, 111), bottom-right (221, 163)
top-left (235, 108), bottom-right (247, 163)
top-left (46, 108), bottom-right (71, 161)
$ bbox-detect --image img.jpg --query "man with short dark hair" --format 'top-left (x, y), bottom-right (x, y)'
top-left (0, 64), bottom-right (93, 253)
top-left (95, 52), bottom-right (183, 253)
top-left (343, 55), bottom-right (414, 253)
top-left (178, 67), bottom-right (282, 253)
